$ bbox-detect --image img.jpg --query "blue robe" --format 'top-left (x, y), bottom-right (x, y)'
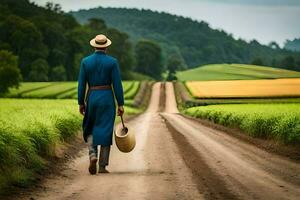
top-left (78, 51), bottom-right (124, 146)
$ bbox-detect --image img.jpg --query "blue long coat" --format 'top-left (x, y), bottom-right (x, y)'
top-left (78, 51), bottom-right (124, 146)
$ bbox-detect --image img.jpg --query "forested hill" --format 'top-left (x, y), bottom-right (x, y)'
top-left (285, 38), bottom-right (300, 52)
top-left (0, 0), bottom-right (135, 81)
top-left (71, 7), bottom-right (300, 70)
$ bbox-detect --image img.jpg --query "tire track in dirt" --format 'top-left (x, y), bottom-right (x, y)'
top-left (163, 115), bottom-right (239, 199)
top-left (162, 81), bottom-right (300, 200)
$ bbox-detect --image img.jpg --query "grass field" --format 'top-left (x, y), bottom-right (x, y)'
top-left (186, 78), bottom-right (300, 98)
top-left (5, 81), bottom-right (140, 101)
top-left (0, 99), bottom-right (141, 192)
top-left (184, 104), bottom-right (300, 145)
top-left (177, 64), bottom-right (300, 81)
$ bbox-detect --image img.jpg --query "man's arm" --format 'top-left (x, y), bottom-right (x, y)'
top-left (78, 60), bottom-right (87, 115)
top-left (111, 60), bottom-right (125, 116)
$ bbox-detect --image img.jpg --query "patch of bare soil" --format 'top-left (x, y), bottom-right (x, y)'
top-left (163, 116), bottom-right (239, 200)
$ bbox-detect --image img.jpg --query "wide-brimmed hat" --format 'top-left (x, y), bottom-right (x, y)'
top-left (90, 34), bottom-right (112, 48)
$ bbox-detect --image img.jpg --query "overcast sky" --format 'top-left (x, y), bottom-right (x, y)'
top-left (32, 0), bottom-right (300, 46)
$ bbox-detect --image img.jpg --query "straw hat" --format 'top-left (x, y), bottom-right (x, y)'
top-left (114, 125), bottom-right (136, 153)
top-left (90, 34), bottom-right (112, 48)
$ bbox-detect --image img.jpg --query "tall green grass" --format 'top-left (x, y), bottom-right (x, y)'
top-left (184, 104), bottom-right (300, 144)
top-left (0, 99), bottom-right (141, 192)
top-left (0, 99), bottom-right (81, 191)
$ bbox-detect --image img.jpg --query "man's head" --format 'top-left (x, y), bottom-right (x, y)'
top-left (90, 34), bottom-right (111, 49)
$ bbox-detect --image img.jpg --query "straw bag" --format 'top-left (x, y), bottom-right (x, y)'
top-left (114, 116), bottom-right (136, 153)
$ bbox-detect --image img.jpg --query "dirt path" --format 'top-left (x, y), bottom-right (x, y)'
top-left (16, 83), bottom-right (202, 200)
top-left (162, 82), bottom-right (300, 200)
top-left (15, 82), bottom-right (300, 200)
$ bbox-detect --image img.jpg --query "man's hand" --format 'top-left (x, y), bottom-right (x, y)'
top-left (79, 104), bottom-right (85, 116)
top-left (117, 106), bottom-right (124, 116)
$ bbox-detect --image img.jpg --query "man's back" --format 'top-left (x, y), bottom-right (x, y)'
top-left (82, 51), bottom-right (117, 87)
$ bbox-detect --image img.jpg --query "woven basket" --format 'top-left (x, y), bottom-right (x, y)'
top-left (114, 117), bottom-right (136, 153)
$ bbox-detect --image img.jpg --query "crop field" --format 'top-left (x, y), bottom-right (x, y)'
top-left (177, 64), bottom-right (300, 81)
top-left (184, 104), bottom-right (300, 144)
top-left (186, 78), bottom-right (300, 98)
top-left (124, 81), bottom-right (140, 99)
top-left (0, 99), bottom-right (140, 191)
top-left (5, 81), bottom-right (140, 100)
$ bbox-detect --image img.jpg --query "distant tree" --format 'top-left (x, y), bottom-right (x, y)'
top-left (50, 65), bottom-right (66, 81)
top-left (168, 54), bottom-right (186, 70)
top-left (251, 58), bottom-right (264, 66)
top-left (28, 59), bottom-right (49, 81)
top-left (166, 55), bottom-right (186, 81)
top-left (53, 3), bottom-right (63, 13)
top-left (284, 38), bottom-right (300, 52)
top-left (249, 40), bottom-right (260, 46)
top-left (166, 69), bottom-right (177, 81)
top-left (268, 41), bottom-right (280, 50)
top-left (296, 59), bottom-right (300, 71)
top-left (271, 58), bottom-right (278, 67)
top-left (45, 2), bottom-right (54, 10)
top-left (135, 40), bottom-right (163, 80)
top-left (0, 15), bottom-right (48, 78)
top-left (0, 50), bottom-right (22, 93)
top-left (45, 2), bottom-right (63, 13)
top-left (87, 18), bottom-right (107, 31)
top-left (107, 28), bottom-right (135, 79)
top-left (281, 56), bottom-right (295, 70)
top-left (73, 53), bottom-right (84, 79)
top-left (47, 48), bottom-right (65, 67)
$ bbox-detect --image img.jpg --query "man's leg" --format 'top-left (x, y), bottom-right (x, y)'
top-left (87, 135), bottom-right (98, 175)
top-left (98, 145), bottom-right (111, 173)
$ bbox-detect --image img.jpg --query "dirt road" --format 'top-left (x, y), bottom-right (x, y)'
top-left (16, 82), bottom-right (300, 200)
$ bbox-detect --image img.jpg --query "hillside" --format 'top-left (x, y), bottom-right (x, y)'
top-left (285, 38), bottom-right (300, 52)
top-left (0, 0), bottom-right (140, 81)
top-left (71, 7), bottom-right (300, 69)
top-left (176, 64), bottom-right (300, 81)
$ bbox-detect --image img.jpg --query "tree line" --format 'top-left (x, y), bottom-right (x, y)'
top-left (72, 7), bottom-right (300, 72)
top-left (0, 0), bottom-right (168, 93)
top-left (285, 38), bottom-right (300, 52)
top-left (0, 0), bottom-right (137, 81)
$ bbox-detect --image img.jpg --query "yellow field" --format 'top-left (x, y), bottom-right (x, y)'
top-left (186, 78), bottom-right (300, 98)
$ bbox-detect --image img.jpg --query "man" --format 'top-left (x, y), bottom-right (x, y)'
top-left (77, 34), bottom-right (124, 174)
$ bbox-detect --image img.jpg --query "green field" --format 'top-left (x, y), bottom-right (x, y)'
top-left (5, 81), bottom-right (140, 102)
top-left (124, 81), bottom-right (140, 99)
top-left (177, 64), bottom-right (300, 81)
top-left (0, 99), bottom-right (140, 191)
top-left (184, 104), bottom-right (300, 144)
